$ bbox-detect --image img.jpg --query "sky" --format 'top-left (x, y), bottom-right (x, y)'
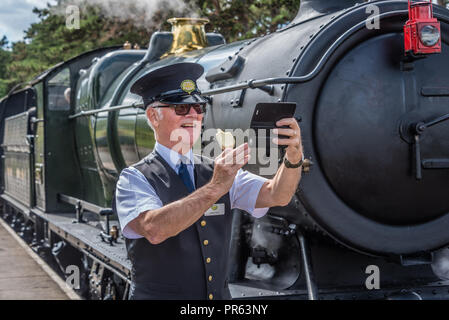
top-left (0, 0), bottom-right (57, 44)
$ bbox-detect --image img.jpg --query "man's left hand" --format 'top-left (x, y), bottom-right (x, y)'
top-left (272, 118), bottom-right (303, 164)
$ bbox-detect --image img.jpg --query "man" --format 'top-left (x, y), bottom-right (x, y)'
top-left (114, 62), bottom-right (303, 300)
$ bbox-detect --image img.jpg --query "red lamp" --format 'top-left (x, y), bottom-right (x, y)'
top-left (404, 0), bottom-right (441, 56)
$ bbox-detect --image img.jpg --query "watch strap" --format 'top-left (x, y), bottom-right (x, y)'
top-left (284, 153), bottom-right (304, 168)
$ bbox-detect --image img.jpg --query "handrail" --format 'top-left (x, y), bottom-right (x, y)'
top-left (58, 193), bottom-right (112, 216)
top-left (202, 10), bottom-right (412, 96)
top-left (67, 10), bottom-right (449, 117)
top-left (68, 12), bottom-right (406, 118)
top-left (68, 102), bottom-right (144, 119)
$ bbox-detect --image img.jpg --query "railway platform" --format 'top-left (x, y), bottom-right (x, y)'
top-left (0, 218), bottom-right (79, 300)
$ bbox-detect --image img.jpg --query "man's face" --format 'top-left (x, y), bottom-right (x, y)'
top-left (147, 103), bottom-right (204, 152)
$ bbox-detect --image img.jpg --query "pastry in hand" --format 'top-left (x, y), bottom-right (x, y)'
top-left (215, 129), bottom-right (235, 150)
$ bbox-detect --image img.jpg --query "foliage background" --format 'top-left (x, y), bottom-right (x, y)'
top-left (0, 0), bottom-right (301, 97)
top-left (0, 0), bottom-right (448, 97)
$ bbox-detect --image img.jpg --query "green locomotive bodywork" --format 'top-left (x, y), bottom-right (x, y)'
top-left (71, 34), bottom-right (228, 208)
top-left (73, 50), bottom-right (147, 207)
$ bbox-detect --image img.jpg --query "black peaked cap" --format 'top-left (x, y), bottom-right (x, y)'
top-left (130, 62), bottom-right (207, 106)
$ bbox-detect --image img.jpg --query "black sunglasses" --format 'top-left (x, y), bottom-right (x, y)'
top-left (154, 103), bottom-right (206, 116)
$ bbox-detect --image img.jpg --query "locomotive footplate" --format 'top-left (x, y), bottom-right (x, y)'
top-left (30, 208), bottom-right (131, 281)
top-left (29, 207), bottom-right (307, 300)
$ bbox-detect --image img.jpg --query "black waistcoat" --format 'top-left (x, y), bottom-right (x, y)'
top-left (118, 151), bottom-right (232, 300)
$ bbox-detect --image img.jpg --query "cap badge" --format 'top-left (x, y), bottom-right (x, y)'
top-left (181, 79), bottom-right (196, 94)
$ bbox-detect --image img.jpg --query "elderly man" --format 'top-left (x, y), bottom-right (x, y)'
top-left (114, 62), bottom-right (303, 300)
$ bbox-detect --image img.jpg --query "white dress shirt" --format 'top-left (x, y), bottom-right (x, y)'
top-left (115, 142), bottom-right (269, 239)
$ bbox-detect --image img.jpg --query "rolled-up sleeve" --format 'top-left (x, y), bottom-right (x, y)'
top-left (229, 169), bottom-right (269, 218)
top-left (115, 167), bottom-right (163, 239)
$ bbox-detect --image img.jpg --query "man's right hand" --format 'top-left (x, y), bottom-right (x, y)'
top-left (210, 143), bottom-right (250, 196)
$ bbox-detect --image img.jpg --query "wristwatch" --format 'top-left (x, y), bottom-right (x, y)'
top-left (283, 152), bottom-right (305, 168)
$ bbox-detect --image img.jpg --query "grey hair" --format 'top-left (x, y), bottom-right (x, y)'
top-left (146, 102), bottom-right (164, 130)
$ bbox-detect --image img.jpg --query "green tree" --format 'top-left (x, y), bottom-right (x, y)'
top-left (5, 2), bottom-right (152, 90)
top-left (0, 36), bottom-right (12, 97)
top-left (2, 0), bottom-right (302, 94)
top-left (196, 0), bottom-right (301, 42)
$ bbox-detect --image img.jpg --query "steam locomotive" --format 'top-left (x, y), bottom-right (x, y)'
top-left (1, 0), bottom-right (449, 300)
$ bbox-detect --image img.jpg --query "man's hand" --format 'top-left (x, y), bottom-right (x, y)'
top-left (272, 118), bottom-right (303, 163)
top-left (210, 143), bottom-right (250, 196)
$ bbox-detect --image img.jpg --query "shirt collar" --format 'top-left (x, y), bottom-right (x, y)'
top-left (154, 142), bottom-right (194, 172)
